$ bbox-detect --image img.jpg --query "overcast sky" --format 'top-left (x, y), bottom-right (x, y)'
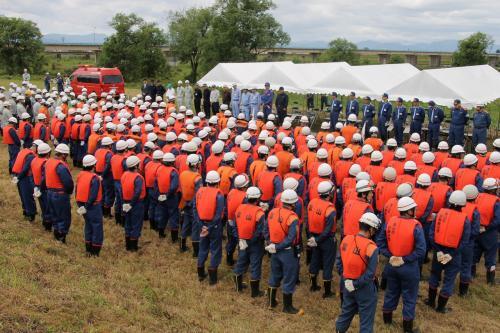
top-left (2, 0), bottom-right (500, 43)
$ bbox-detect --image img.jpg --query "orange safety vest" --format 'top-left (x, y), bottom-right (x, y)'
top-left (307, 198), bottom-right (336, 234)
top-left (249, 160), bottom-right (266, 185)
top-left (441, 157), bottom-right (462, 176)
top-left (79, 123), bottom-right (90, 141)
top-left (175, 154), bottom-right (189, 174)
top-left (156, 165), bottom-right (177, 194)
top-left (395, 174), bottom-right (416, 187)
top-left (87, 133), bottom-right (101, 154)
top-left (433, 151), bottom-right (449, 168)
top-left (218, 165), bottom-right (237, 196)
top-left (300, 151), bottom-right (317, 171)
top-left (413, 188), bottom-right (432, 221)
top-left (12, 149), bottom-right (34, 175)
top-left (179, 170), bottom-right (201, 204)
top-left (455, 168), bottom-right (479, 190)
top-left (276, 150), bottom-right (294, 177)
top-left (364, 138), bottom-right (383, 151)
top-left (481, 164), bottom-right (500, 179)
top-left (388, 160), bottom-right (405, 175)
top-left (30, 156), bottom-right (47, 186)
top-left (327, 147), bottom-right (342, 166)
top-left (383, 197), bottom-right (399, 223)
top-left (341, 125), bottom-right (357, 145)
top-left (404, 143), bottom-right (419, 156)
top-left (235, 204), bottom-right (264, 239)
top-left (341, 177), bottom-right (357, 204)
top-left (307, 177), bottom-right (325, 201)
top-left (18, 121), bottom-right (33, 139)
top-left (365, 164), bottom-right (384, 184)
top-left (234, 151), bottom-right (251, 174)
top-left (33, 123), bottom-right (49, 141)
top-left (195, 187), bottom-right (222, 221)
top-left (51, 121), bottom-right (62, 139)
top-left (340, 234), bottom-right (377, 279)
top-left (434, 209), bottom-right (466, 248)
top-left (375, 181), bottom-right (398, 212)
top-left (257, 170), bottom-right (281, 201)
top-left (427, 182), bottom-right (451, 213)
top-left (2, 125), bottom-right (16, 144)
top-left (284, 172), bottom-right (307, 199)
top-left (415, 164), bottom-right (437, 180)
top-left (410, 152), bottom-right (423, 166)
top-left (334, 160), bottom-right (353, 186)
top-left (475, 193), bottom-right (499, 227)
top-left (348, 144), bottom-right (362, 158)
top-left (343, 199), bottom-right (371, 236)
top-left (45, 159), bottom-right (69, 190)
top-left (206, 154), bottom-right (223, 173)
top-left (111, 154), bottom-right (126, 181)
top-left (95, 148), bottom-right (112, 174)
top-left (356, 155), bottom-right (371, 171)
top-left (462, 202), bottom-right (477, 222)
top-left (267, 207), bottom-right (299, 244)
top-left (386, 217), bottom-right (419, 256)
top-left (70, 123), bottom-right (81, 140)
top-left (76, 170), bottom-right (102, 203)
top-left (381, 150), bottom-right (395, 167)
top-left (121, 171), bottom-right (146, 201)
top-left (227, 188), bottom-right (247, 221)
top-left (307, 161), bottom-right (323, 181)
top-left (476, 155), bottom-right (487, 171)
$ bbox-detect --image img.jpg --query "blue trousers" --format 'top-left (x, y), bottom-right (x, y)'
top-left (83, 203), bottom-right (104, 246)
top-left (38, 190), bottom-right (51, 223)
top-left (393, 122), bottom-right (404, 146)
top-left (377, 118), bottom-right (389, 141)
top-left (472, 128), bottom-right (487, 147)
top-left (198, 220), bottom-right (223, 268)
top-left (124, 201), bottom-right (144, 239)
top-left (448, 125), bottom-right (465, 147)
top-left (382, 262), bottom-right (420, 320)
top-left (8, 145), bottom-right (20, 173)
top-left (429, 251), bottom-right (461, 297)
top-left (330, 112), bottom-right (340, 130)
top-left (309, 236), bottom-right (336, 280)
top-left (362, 119), bottom-right (373, 138)
top-left (155, 196), bottom-right (179, 230)
top-left (102, 175), bottom-right (115, 208)
top-left (47, 190), bottom-right (71, 235)
top-left (474, 229), bottom-right (497, 270)
top-left (114, 181), bottom-right (123, 216)
top-left (17, 177), bottom-right (36, 217)
top-left (268, 248), bottom-right (298, 294)
top-left (263, 105), bottom-right (272, 120)
top-left (427, 123), bottom-right (440, 149)
top-left (226, 222), bottom-right (238, 256)
top-left (233, 239), bottom-right (264, 280)
top-left (410, 121), bottom-right (423, 136)
top-left (77, 142), bottom-right (87, 164)
top-left (250, 104), bottom-right (259, 119)
top-left (231, 101), bottom-right (240, 117)
top-left (460, 242), bottom-right (474, 283)
top-left (336, 280), bottom-right (377, 333)
top-left (23, 138), bottom-right (33, 149)
top-left (181, 202), bottom-right (196, 240)
top-left (242, 105), bottom-right (251, 120)
top-left (147, 188), bottom-right (156, 221)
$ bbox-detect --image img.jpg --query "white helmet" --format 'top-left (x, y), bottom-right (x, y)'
top-left (325, 134), bottom-right (335, 143)
top-left (126, 138), bottom-right (137, 149)
top-left (318, 163), bottom-right (332, 177)
top-left (335, 136), bottom-right (346, 145)
top-left (438, 167), bottom-right (453, 178)
top-left (383, 167), bottom-right (397, 181)
top-left (218, 131), bottom-right (229, 140)
top-left (493, 138), bottom-right (500, 148)
top-left (234, 174), bottom-right (250, 188)
top-left (301, 127), bottom-right (311, 136)
top-left (483, 177), bottom-right (498, 190)
top-left (82, 155), bottom-right (97, 167)
top-left (166, 132), bottom-right (177, 142)
top-left (187, 154), bottom-right (201, 166)
top-left (115, 140), bottom-right (128, 151)
top-left (417, 173), bottom-right (431, 186)
top-left (280, 189), bottom-right (298, 204)
top-left (448, 190), bottom-right (467, 206)
top-left (451, 145), bottom-right (465, 155)
top-left (335, 122), bottom-right (344, 130)
top-left (361, 144), bottom-right (374, 155)
top-left (317, 148), bottom-right (328, 159)
top-left (398, 196), bottom-right (417, 211)
top-left (206, 170), bottom-right (221, 184)
top-left (359, 212), bottom-right (381, 230)
top-left (463, 154), bottom-right (478, 166)
top-left (163, 153), bottom-right (176, 163)
top-left (422, 152), bottom-right (435, 164)
top-left (418, 142), bottom-right (430, 152)
top-left (282, 137), bottom-right (293, 146)
top-left (489, 151), bottom-right (500, 164)
top-left (223, 152), bottom-right (237, 162)
top-left (257, 145), bottom-right (269, 155)
top-left (403, 161), bottom-right (417, 171)
top-left (463, 184), bottom-right (479, 200)
top-left (395, 148), bottom-right (407, 159)
top-left (356, 179), bottom-right (374, 193)
top-left (152, 150), bottom-right (164, 160)
top-left (438, 141), bottom-right (449, 150)
top-left (283, 177), bottom-right (299, 191)
top-left (55, 143), bottom-right (70, 155)
top-left (347, 114), bottom-right (357, 122)
top-left (318, 181), bottom-right (333, 195)
top-left (397, 183), bottom-right (414, 197)
top-left (266, 155), bottom-right (279, 168)
top-left (341, 148), bottom-right (354, 159)
top-left (37, 143), bottom-right (51, 155)
top-left (101, 137), bottom-right (113, 146)
top-left (147, 133), bottom-right (158, 142)
top-left (240, 140), bottom-right (251, 152)
top-left (300, 115), bottom-right (309, 123)
top-left (126, 156), bottom-right (140, 168)
top-left (211, 140), bottom-right (224, 154)
top-left (349, 164), bottom-right (362, 177)
top-left (307, 139), bottom-right (318, 149)
top-left (37, 113), bottom-right (47, 120)
top-left (371, 151), bottom-right (383, 162)
top-left (410, 133), bottom-right (421, 142)
top-left (320, 122), bottom-right (329, 130)
top-left (352, 133), bottom-right (362, 143)
top-left (282, 121), bottom-right (292, 130)
top-left (144, 142), bottom-right (155, 150)
top-left (290, 158), bottom-right (302, 170)
top-left (356, 171), bottom-right (371, 181)
top-left (246, 186), bottom-right (261, 199)
top-left (475, 143), bottom-right (487, 154)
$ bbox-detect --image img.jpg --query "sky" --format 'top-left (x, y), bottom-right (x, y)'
top-left (2, 0), bottom-right (500, 44)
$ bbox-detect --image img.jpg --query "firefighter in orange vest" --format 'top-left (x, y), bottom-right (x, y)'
top-left (364, 126), bottom-right (383, 152)
top-left (395, 161), bottom-right (417, 187)
top-left (94, 137), bottom-right (115, 218)
top-left (77, 114), bottom-right (92, 166)
top-left (284, 158), bottom-right (307, 200)
top-left (374, 167), bottom-right (398, 214)
top-left (11, 140), bottom-right (39, 221)
top-left (194, 171), bottom-right (225, 284)
top-left (472, 178), bottom-right (499, 285)
top-left (233, 186), bottom-right (266, 296)
top-left (307, 181), bottom-right (337, 298)
top-left (414, 173), bottom-right (435, 262)
top-left (459, 185), bottom-right (481, 296)
top-left (111, 140), bottom-right (129, 226)
top-left (481, 151), bottom-right (500, 179)
top-left (265, 189), bottom-right (302, 314)
top-left (441, 145), bottom-right (465, 176)
top-left (454, 154), bottom-right (483, 191)
top-left (308, 163), bottom-right (333, 202)
top-left (226, 174), bottom-right (250, 266)
top-left (427, 167), bottom-right (453, 217)
top-left (257, 155), bottom-right (283, 212)
top-left (341, 114), bottom-right (359, 145)
top-left (276, 137), bottom-right (294, 177)
top-left (365, 151), bottom-right (385, 184)
top-left (180, 154), bottom-right (203, 254)
top-left (426, 191), bottom-right (471, 313)
top-left (335, 212), bottom-right (381, 333)
top-left (18, 112), bottom-right (33, 148)
top-left (381, 138), bottom-right (398, 167)
top-left (338, 164), bottom-right (361, 210)
top-left (121, 156), bottom-right (146, 252)
top-left (416, 152), bottom-right (438, 181)
top-left (43, 144), bottom-right (74, 243)
top-left (249, 145), bottom-right (269, 184)
top-left (342, 179), bottom-right (375, 237)
top-left (388, 147), bottom-right (406, 176)
top-left (32, 142), bottom-right (52, 230)
top-left (378, 197), bottom-right (426, 333)
top-left (333, 148), bottom-right (354, 187)
top-left (3, 117), bottom-right (21, 174)
top-left (33, 113), bottom-right (49, 143)
top-left (205, 140), bottom-right (224, 173)
top-left (143, 149), bottom-right (162, 230)
top-left (76, 155), bottom-right (104, 256)
top-left (70, 114), bottom-right (83, 167)
top-left (404, 133), bottom-right (420, 157)
top-left (154, 152), bottom-right (180, 242)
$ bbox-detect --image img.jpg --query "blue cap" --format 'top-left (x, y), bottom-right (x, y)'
top-left (428, 100), bottom-right (435, 106)
top-left (397, 97), bottom-right (403, 102)
top-left (350, 91), bottom-right (356, 96)
top-left (264, 82), bottom-right (270, 86)
top-left (383, 93), bottom-right (389, 98)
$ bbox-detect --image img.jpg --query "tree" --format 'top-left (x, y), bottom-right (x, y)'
top-left (0, 17), bottom-right (44, 75)
top-left (320, 38), bottom-right (359, 64)
top-left (452, 32), bottom-right (493, 67)
top-left (99, 13), bottom-right (167, 81)
top-left (389, 54), bottom-right (404, 64)
top-left (167, 8), bottom-right (213, 82)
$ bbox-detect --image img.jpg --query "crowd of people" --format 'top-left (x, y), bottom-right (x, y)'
top-left (1, 79), bottom-right (499, 333)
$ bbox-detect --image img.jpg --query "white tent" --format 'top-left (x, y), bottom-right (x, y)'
top-left (387, 65), bottom-right (500, 107)
top-left (311, 66), bottom-right (376, 97)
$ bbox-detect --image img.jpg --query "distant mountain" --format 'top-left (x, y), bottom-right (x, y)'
top-left (42, 33), bottom-right (107, 44)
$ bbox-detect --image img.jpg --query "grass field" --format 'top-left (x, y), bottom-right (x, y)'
top-left (0, 143), bottom-right (499, 332)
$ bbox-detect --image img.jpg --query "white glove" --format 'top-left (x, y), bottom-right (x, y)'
top-left (122, 203), bottom-right (132, 213)
top-left (436, 251), bottom-right (444, 263)
top-left (344, 279), bottom-right (355, 292)
top-left (389, 256), bottom-right (404, 267)
top-left (158, 194), bottom-right (167, 202)
top-left (307, 237), bottom-right (317, 247)
top-left (238, 239), bottom-right (248, 250)
top-left (77, 206), bottom-right (87, 215)
top-left (479, 226), bottom-right (486, 233)
top-left (431, 213), bottom-right (437, 221)
top-left (20, 140), bottom-right (24, 146)
top-left (33, 187), bottom-right (42, 198)
top-left (11, 176), bottom-right (19, 184)
top-left (200, 225), bottom-right (209, 237)
top-left (259, 202), bottom-right (269, 211)
top-left (53, 139), bottom-right (59, 145)
top-left (441, 254), bottom-right (452, 265)
top-left (80, 141), bottom-right (85, 146)
top-left (265, 243), bottom-right (276, 254)
top-left (50, 135), bottom-right (54, 141)
top-left (228, 219), bottom-right (235, 227)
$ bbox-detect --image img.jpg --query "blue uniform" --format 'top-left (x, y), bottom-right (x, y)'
top-left (20, 122), bottom-right (33, 148)
top-left (194, 191), bottom-right (225, 268)
top-left (378, 101), bottom-right (392, 141)
top-left (308, 210), bottom-right (337, 281)
top-left (14, 153), bottom-right (36, 218)
top-left (460, 208), bottom-right (480, 283)
top-left (233, 212), bottom-right (266, 280)
top-left (231, 88), bottom-right (241, 117)
top-left (123, 175), bottom-right (145, 240)
top-left (473, 201), bottom-right (500, 270)
top-left (345, 99), bottom-right (359, 118)
top-left (472, 111), bottom-right (491, 147)
top-left (427, 106), bottom-right (444, 149)
top-left (154, 168), bottom-right (180, 232)
top-left (250, 92), bottom-right (261, 119)
top-left (261, 89), bottom-right (274, 119)
top-left (448, 107), bottom-right (468, 147)
top-left (180, 178), bottom-right (203, 241)
top-left (45, 163), bottom-right (74, 237)
top-left (409, 106), bottom-right (425, 136)
top-left (330, 99), bottom-right (343, 129)
top-left (361, 104), bottom-right (375, 138)
top-left (113, 158), bottom-right (128, 221)
top-left (78, 175), bottom-right (104, 248)
top-left (7, 127), bottom-right (21, 173)
top-left (98, 151), bottom-right (115, 210)
top-left (240, 91), bottom-right (251, 120)
top-left (392, 106), bottom-right (407, 146)
top-left (262, 176), bottom-right (283, 211)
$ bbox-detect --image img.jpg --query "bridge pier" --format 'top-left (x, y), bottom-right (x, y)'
top-left (378, 53), bottom-right (390, 64)
top-left (405, 54), bottom-right (418, 66)
top-left (429, 55), bottom-right (442, 68)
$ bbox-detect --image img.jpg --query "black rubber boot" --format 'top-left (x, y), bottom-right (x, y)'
top-left (268, 287), bottom-right (278, 308)
top-left (471, 265), bottom-right (477, 278)
top-left (226, 252), bottom-right (235, 266)
top-left (92, 246), bottom-right (101, 257)
top-left (403, 319), bottom-right (419, 333)
top-left (486, 270), bottom-right (495, 285)
top-left (305, 247), bottom-right (312, 265)
top-left (459, 282), bottom-right (469, 297)
top-left (115, 214), bottom-right (122, 226)
top-left (424, 287), bottom-right (437, 308)
top-left (380, 276), bottom-right (387, 290)
top-left (322, 280), bottom-right (333, 298)
top-left (150, 219), bottom-right (157, 231)
top-left (85, 242), bottom-right (92, 255)
top-left (197, 266), bottom-right (207, 281)
top-left (170, 229), bottom-right (178, 243)
top-left (180, 238), bottom-right (188, 252)
top-left (282, 293), bottom-right (299, 314)
top-left (234, 275), bottom-right (244, 292)
top-left (436, 294), bottom-right (451, 313)
top-left (60, 234), bottom-right (66, 244)
top-left (192, 242), bottom-right (199, 258)
top-left (125, 236), bottom-right (131, 251)
top-left (28, 215), bottom-right (35, 222)
top-left (383, 312), bottom-right (393, 324)
top-left (208, 268), bottom-right (218, 285)
top-left (309, 274), bottom-right (321, 292)
top-left (131, 239), bottom-right (139, 252)
top-left (43, 220), bottom-right (52, 231)
top-left (250, 280), bottom-right (264, 298)
top-left (158, 228), bottom-right (166, 238)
